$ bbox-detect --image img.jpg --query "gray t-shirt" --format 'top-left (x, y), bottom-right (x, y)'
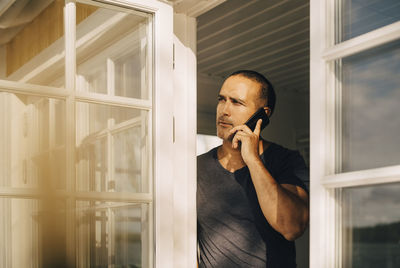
top-left (197, 143), bottom-right (308, 268)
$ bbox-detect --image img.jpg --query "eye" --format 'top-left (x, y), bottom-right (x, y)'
top-left (217, 96), bottom-right (225, 102)
top-left (231, 99), bottom-right (243, 105)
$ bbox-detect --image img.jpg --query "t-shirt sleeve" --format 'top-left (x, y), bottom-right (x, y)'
top-left (274, 150), bottom-right (309, 193)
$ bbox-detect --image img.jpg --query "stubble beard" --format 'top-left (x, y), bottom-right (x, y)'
top-left (216, 125), bottom-right (234, 142)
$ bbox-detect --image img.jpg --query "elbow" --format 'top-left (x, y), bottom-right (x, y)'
top-left (282, 223), bottom-right (307, 241)
top-left (282, 212), bottom-right (309, 241)
top-left (283, 233), bottom-right (297, 242)
top-left (282, 227), bottom-right (305, 241)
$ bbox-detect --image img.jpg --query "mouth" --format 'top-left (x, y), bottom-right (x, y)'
top-left (218, 120), bottom-right (233, 127)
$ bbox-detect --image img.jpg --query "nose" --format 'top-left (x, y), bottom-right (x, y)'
top-left (220, 101), bottom-right (231, 116)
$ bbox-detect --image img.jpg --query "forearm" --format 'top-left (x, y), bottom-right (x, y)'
top-left (247, 157), bottom-right (309, 241)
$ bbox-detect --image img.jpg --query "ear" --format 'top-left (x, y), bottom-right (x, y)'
top-left (263, 107), bottom-right (271, 117)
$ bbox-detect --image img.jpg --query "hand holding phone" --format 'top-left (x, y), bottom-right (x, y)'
top-left (244, 107), bottom-right (269, 131)
top-left (229, 107), bottom-right (270, 158)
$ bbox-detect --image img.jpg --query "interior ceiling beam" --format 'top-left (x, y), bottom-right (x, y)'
top-left (171, 0), bottom-right (227, 17)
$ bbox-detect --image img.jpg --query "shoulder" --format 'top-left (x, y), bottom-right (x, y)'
top-left (262, 142), bottom-right (309, 190)
top-left (197, 146), bottom-right (219, 168)
top-left (197, 147), bottom-right (220, 186)
top-left (263, 142), bottom-right (304, 163)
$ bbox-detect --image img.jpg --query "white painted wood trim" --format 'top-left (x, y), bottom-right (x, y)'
top-left (173, 13), bottom-right (197, 268)
top-left (0, 80), bottom-right (70, 98)
top-left (0, 187), bottom-right (153, 202)
top-left (75, 91), bottom-right (152, 109)
top-left (0, 188), bottom-right (48, 199)
top-left (323, 21), bottom-right (400, 61)
top-left (322, 165), bottom-right (400, 188)
top-left (95, 0), bottom-right (160, 13)
top-left (310, 0), bottom-right (335, 267)
top-left (174, 0), bottom-right (226, 17)
top-left (74, 191), bottom-right (153, 202)
top-left (64, 1), bottom-right (77, 266)
top-left (139, 1), bottom-right (174, 267)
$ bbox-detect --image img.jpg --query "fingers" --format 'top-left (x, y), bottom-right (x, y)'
top-left (229, 119), bottom-right (263, 136)
top-left (230, 120), bottom-right (263, 149)
top-left (229, 124), bottom-right (252, 135)
top-left (254, 119), bottom-right (262, 136)
top-left (232, 133), bottom-right (240, 149)
top-left (232, 130), bottom-right (244, 149)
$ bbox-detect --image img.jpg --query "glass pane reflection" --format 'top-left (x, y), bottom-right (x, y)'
top-left (340, 183), bottom-right (400, 267)
top-left (76, 102), bottom-right (149, 192)
top-left (76, 3), bottom-right (151, 99)
top-left (0, 198), bottom-right (66, 267)
top-left (336, 0), bottom-right (400, 43)
top-left (114, 126), bottom-right (148, 192)
top-left (338, 39), bottom-right (400, 172)
top-left (76, 201), bottom-right (149, 267)
top-left (0, 92), bottom-right (66, 189)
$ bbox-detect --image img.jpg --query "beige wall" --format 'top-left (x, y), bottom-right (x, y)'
top-left (6, 0), bottom-right (97, 76)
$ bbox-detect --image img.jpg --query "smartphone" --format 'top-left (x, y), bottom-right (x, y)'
top-left (245, 108), bottom-right (269, 131)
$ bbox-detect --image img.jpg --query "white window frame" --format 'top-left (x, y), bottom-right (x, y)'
top-left (172, 13), bottom-right (197, 268)
top-left (0, 0), bottom-right (174, 266)
top-left (310, 1), bottom-right (400, 267)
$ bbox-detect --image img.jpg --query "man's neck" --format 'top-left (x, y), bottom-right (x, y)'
top-left (217, 139), bottom-right (267, 172)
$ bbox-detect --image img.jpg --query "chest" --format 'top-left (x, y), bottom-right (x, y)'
top-left (197, 169), bottom-right (254, 219)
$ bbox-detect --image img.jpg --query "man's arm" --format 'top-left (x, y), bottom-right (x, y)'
top-left (246, 158), bottom-right (309, 241)
top-left (230, 120), bottom-right (309, 241)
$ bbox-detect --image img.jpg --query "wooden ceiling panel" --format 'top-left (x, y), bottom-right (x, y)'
top-left (197, 0), bottom-right (310, 99)
top-left (198, 1), bottom-right (308, 54)
top-left (198, 16), bottom-right (309, 68)
top-left (202, 31), bottom-right (309, 75)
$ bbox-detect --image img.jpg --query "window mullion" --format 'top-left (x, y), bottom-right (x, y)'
top-left (107, 118), bottom-right (115, 192)
top-left (310, 0), bottom-right (333, 267)
top-left (107, 58), bottom-right (115, 96)
top-left (0, 80), bottom-right (71, 99)
top-left (75, 91), bottom-right (152, 109)
top-left (335, 188), bottom-right (343, 268)
top-left (322, 165), bottom-right (400, 188)
top-left (64, 0), bottom-right (77, 265)
top-left (334, 59), bottom-right (343, 173)
top-left (323, 20), bottom-right (400, 61)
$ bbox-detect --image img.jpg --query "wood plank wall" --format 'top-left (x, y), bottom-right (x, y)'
top-left (6, 0), bottom-right (97, 76)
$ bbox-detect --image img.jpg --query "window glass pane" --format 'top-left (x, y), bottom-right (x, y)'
top-left (114, 127), bottom-right (149, 192)
top-left (339, 183), bottom-right (400, 267)
top-left (76, 3), bottom-right (152, 99)
top-left (0, 92), bottom-right (66, 189)
top-left (0, 0), bottom-right (65, 87)
top-left (76, 102), bottom-right (149, 192)
top-left (336, 0), bottom-right (400, 43)
top-left (337, 39), bottom-right (400, 172)
top-left (76, 201), bottom-right (149, 267)
top-left (0, 198), bottom-right (66, 267)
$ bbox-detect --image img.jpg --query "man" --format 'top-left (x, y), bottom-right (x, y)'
top-left (197, 70), bottom-right (309, 267)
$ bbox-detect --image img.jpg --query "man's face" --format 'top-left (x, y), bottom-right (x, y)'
top-left (216, 75), bottom-right (264, 140)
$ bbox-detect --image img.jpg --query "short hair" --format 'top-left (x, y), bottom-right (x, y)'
top-left (227, 70), bottom-right (276, 116)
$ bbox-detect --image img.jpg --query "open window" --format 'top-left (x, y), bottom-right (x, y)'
top-left (0, 0), bottom-right (173, 266)
top-left (310, 0), bottom-right (400, 267)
